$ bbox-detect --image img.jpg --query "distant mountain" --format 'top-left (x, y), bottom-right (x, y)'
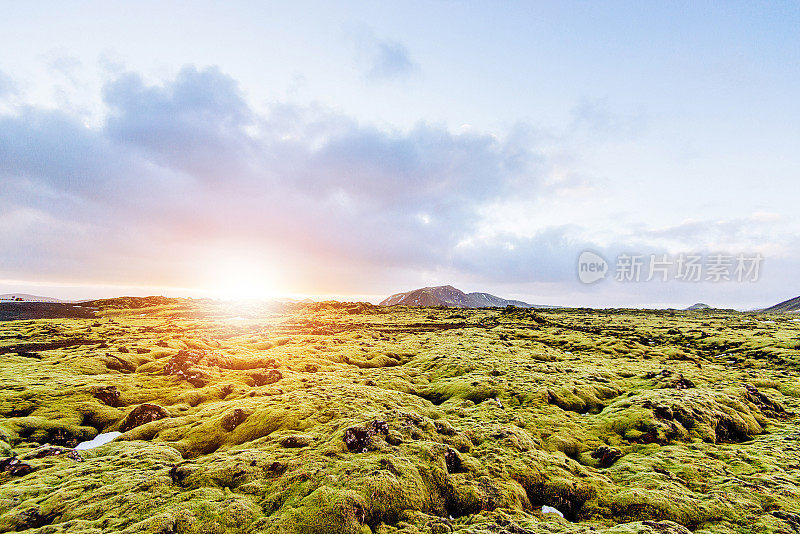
top-left (0, 294), bottom-right (61, 303)
top-left (379, 285), bottom-right (553, 308)
top-left (762, 296), bottom-right (800, 313)
top-left (685, 303), bottom-right (712, 311)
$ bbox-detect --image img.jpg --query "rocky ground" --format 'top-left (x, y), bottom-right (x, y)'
top-left (1, 299), bottom-right (799, 533)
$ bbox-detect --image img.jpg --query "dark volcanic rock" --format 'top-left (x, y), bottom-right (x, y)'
top-left (169, 465), bottom-right (188, 485)
top-left (343, 420), bottom-right (391, 452)
top-left (591, 446), bottom-right (622, 468)
top-left (164, 349), bottom-right (207, 387)
top-left (120, 403), bottom-right (170, 432)
top-left (44, 428), bottom-right (79, 448)
top-left (742, 383), bottom-right (786, 417)
top-left (343, 426), bottom-right (373, 453)
top-left (16, 508), bottom-right (58, 530)
top-left (0, 457), bottom-right (34, 476)
top-left (434, 420), bottom-right (456, 436)
top-left (444, 447), bottom-right (462, 473)
top-left (672, 375), bottom-right (695, 390)
top-left (370, 420), bottom-right (389, 435)
top-left (23, 445), bottom-right (83, 462)
top-left (221, 408), bottom-right (248, 431)
top-left (251, 369), bottom-right (282, 386)
top-left (94, 385), bottom-right (120, 406)
top-left (164, 349), bottom-right (204, 373)
top-left (280, 435), bottom-right (312, 448)
top-left (645, 369), bottom-right (673, 379)
top-left (267, 461), bottom-right (286, 474)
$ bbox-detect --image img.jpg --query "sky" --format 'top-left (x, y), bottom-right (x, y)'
top-left (1, 1), bottom-right (799, 308)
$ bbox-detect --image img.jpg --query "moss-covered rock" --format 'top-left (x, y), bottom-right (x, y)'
top-left (0, 301), bottom-right (798, 533)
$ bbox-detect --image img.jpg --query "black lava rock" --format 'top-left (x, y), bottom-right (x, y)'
top-left (94, 385), bottom-right (120, 406)
top-left (444, 447), bottom-right (462, 473)
top-left (120, 403), bottom-right (170, 432)
top-left (0, 457), bottom-right (34, 476)
top-left (221, 408), bottom-right (249, 431)
top-left (591, 446), bottom-right (622, 468)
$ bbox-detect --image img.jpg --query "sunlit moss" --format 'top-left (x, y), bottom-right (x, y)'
top-left (0, 301), bottom-right (798, 533)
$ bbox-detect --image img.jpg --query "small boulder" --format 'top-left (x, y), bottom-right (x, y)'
top-left (164, 349), bottom-right (207, 387)
top-left (280, 435), bottom-right (312, 448)
top-left (0, 457), bottom-right (34, 476)
top-left (343, 426), bottom-right (373, 453)
top-left (120, 403), bottom-right (170, 432)
top-left (672, 375), bottom-right (695, 390)
top-left (434, 420), bottom-right (456, 436)
top-left (94, 385), bottom-right (120, 406)
top-left (444, 447), bottom-right (462, 473)
top-left (370, 420), bottom-right (389, 435)
top-left (267, 461), bottom-right (286, 474)
top-left (221, 408), bottom-right (248, 431)
top-left (15, 508), bottom-right (57, 530)
top-left (251, 369), bottom-right (282, 387)
top-left (591, 446), bottom-right (622, 468)
top-left (343, 420), bottom-right (391, 452)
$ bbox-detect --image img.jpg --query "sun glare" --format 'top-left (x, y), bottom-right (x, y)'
top-left (202, 255), bottom-right (278, 301)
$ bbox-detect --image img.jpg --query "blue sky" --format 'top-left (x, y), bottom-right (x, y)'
top-left (1, 1), bottom-right (799, 308)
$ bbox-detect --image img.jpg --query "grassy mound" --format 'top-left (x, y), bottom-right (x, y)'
top-left (1, 302), bottom-right (798, 533)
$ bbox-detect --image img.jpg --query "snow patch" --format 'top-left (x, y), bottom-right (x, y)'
top-left (75, 431), bottom-right (122, 450)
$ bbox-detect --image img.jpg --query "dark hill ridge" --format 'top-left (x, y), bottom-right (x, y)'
top-left (0, 296), bottom-right (180, 322)
top-left (0, 294), bottom-right (62, 303)
top-left (685, 303), bottom-right (712, 311)
top-left (0, 302), bottom-right (96, 321)
top-left (762, 295), bottom-right (800, 313)
top-left (379, 285), bottom-right (553, 308)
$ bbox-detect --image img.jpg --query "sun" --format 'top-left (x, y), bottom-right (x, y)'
top-left (202, 254), bottom-right (278, 300)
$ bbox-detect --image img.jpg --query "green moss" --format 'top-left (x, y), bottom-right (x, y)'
top-left (0, 303), bottom-right (799, 533)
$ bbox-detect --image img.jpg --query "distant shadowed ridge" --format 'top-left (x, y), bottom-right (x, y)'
top-left (379, 285), bottom-right (555, 308)
top-left (762, 295), bottom-right (800, 313)
top-left (0, 294), bottom-right (62, 303)
top-left (0, 302), bottom-right (96, 321)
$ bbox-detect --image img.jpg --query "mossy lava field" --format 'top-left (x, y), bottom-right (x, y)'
top-left (1, 298), bottom-right (800, 533)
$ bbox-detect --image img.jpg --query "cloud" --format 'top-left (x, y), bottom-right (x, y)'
top-left (631, 215), bottom-right (787, 252)
top-left (367, 40), bottom-right (417, 80)
top-left (3, 64), bottom-right (791, 305)
top-left (0, 65), bottom-right (546, 292)
top-left (353, 30), bottom-right (418, 81)
top-left (451, 227), bottom-right (592, 284)
top-left (0, 70), bottom-right (15, 98)
top-left (104, 66), bottom-right (255, 180)
top-left (569, 98), bottom-right (647, 140)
